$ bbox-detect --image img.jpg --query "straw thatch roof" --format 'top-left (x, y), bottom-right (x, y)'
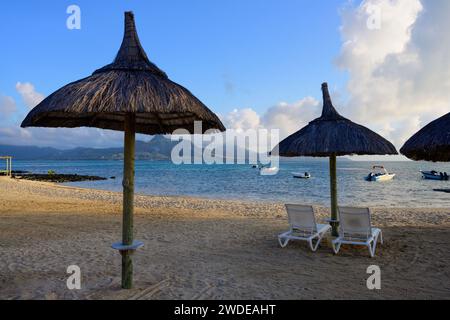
top-left (400, 112), bottom-right (450, 162)
top-left (275, 83), bottom-right (398, 157)
top-left (21, 12), bottom-right (225, 134)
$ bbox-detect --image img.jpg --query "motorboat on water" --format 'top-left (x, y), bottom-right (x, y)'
top-left (252, 163), bottom-right (267, 169)
top-left (259, 166), bottom-right (279, 176)
top-left (365, 166), bottom-right (395, 182)
top-left (292, 172), bottom-right (311, 179)
top-left (421, 170), bottom-right (449, 181)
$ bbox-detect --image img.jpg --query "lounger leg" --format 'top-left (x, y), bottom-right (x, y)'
top-left (367, 239), bottom-right (377, 258)
top-left (311, 238), bottom-right (319, 252)
top-left (310, 231), bottom-right (327, 252)
top-left (310, 237), bottom-right (320, 251)
top-left (379, 230), bottom-right (383, 245)
top-left (367, 244), bottom-right (373, 257)
top-left (332, 239), bottom-right (341, 254)
top-left (309, 239), bottom-right (315, 251)
top-left (278, 236), bottom-right (290, 248)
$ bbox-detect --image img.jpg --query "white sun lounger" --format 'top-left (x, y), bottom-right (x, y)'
top-left (278, 204), bottom-right (331, 252)
top-left (332, 207), bottom-right (383, 258)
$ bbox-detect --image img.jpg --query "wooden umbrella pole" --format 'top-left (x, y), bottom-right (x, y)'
top-left (329, 154), bottom-right (339, 236)
top-left (122, 113), bottom-right (136, 289)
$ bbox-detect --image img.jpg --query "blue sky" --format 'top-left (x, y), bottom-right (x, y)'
top-left (1, 0), bottom-right (448, 156)
top-left (1, 0), bottom-right (347, 126)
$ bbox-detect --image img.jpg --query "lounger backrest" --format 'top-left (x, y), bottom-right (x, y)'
top-left (338, 207), bottom-right (372, 240)
top-left (285, 204), bottom-right (317, 233)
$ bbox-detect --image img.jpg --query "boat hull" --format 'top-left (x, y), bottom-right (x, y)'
top-left (260, 167), bottom-right (279, 176)
top-left (292, 172), bottom-right (310, 179)
top-left (421, 171), bottom-right (449, 180)
top-left (365, 174), bottom-right (396, 182)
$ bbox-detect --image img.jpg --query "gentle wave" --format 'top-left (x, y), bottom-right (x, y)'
top-left (12, 159), bottom-right (450, 208)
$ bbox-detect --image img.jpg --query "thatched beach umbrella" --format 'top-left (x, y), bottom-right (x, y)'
top-left (274, 83), bottom-right (397, 235)
top-left (21, 11), bottom-right (225, 289)
top-left (400, 112), bottom-right (450, 162)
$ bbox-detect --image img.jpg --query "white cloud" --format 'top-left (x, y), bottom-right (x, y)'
top-left (0, 95), bottom-right (17, 118)
top-left (15, 82), bottom-right (45, 109)
top-left (262, 97), bottom-right (320, 139)
top-left (0, 125), bottom-right (125, 149)
top-left (226, 0), bottom-right (450, 154)
top-left (224, 108), bottom-right (262, 132)
top-left (336, 0), bottom-right (450, 147)
top-left (0, 84), bottom-right (127, 149)
top-left (223, 97), bottom-right (320, 141)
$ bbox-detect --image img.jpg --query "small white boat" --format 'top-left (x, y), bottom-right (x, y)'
top-left (292, 172), bottom-right (311, 179)
top-left (259, 166), bottom-right (279, 176)
top-left (365, 166), bottom-right (395, 182)
top-left (421, 170), bottom-right (449, 180)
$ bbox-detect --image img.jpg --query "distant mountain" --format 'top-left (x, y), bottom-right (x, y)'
top-left (0, 136), bottom-right (352, 162)
top-left (0, 135), bottom-right (178, 160)
top-left (0, 136), bottom-right (250, 161)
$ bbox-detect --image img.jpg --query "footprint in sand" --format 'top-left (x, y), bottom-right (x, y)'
top-left (128, 277), bottom-right (171, 300)
top-left (191, 283), bottom-right (215, 300)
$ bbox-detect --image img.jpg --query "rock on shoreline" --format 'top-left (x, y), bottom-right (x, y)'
top-left (12, 173), bottom-right (108, 183)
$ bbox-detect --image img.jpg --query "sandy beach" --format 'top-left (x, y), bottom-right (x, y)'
top-left (0, 176), bottom-right (449, 300)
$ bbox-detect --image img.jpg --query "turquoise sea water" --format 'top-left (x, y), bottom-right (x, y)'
top-left (11, 159), bottom-right (450, 208)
